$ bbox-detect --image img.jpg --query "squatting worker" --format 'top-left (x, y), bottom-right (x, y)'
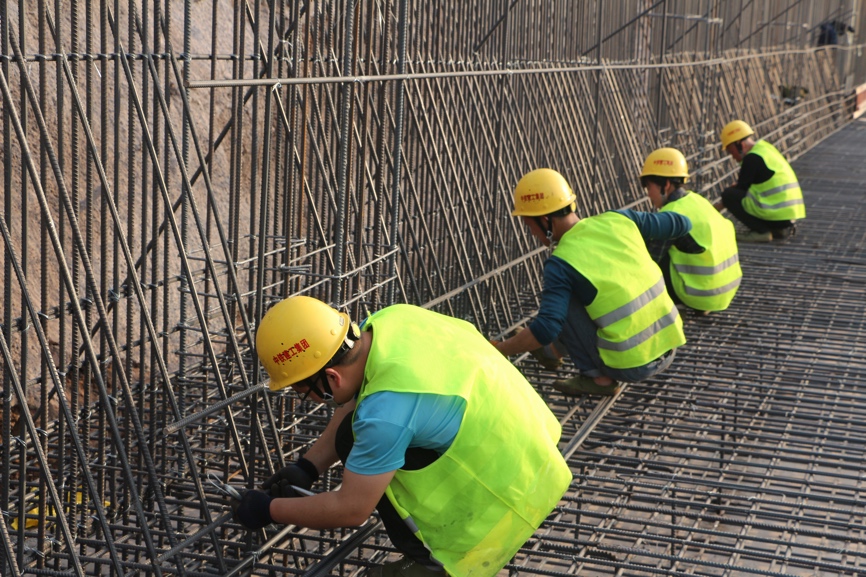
top-left (492, 168), bottom-right (696, 397)
top-left (714, 120), bottom-right (805, 242)
top-left (233, 296), bottom-right (572, 577)
top-left (640, 148), bottom-right (742, 315)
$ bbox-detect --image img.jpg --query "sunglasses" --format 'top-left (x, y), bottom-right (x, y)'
top-left (290, 371), bottom-right (330, 402)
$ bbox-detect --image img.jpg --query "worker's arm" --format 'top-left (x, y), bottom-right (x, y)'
top-left (269, 469), bottom-right (395, 529)
top-left (299, 401), bottom-right (355, 474)
top-left (716, 153), bottom-right (770, 211)
top-left (618, 209), bottom-right (703, 254)
top-left (238, 392), bottom-right (447, 531)
top-left (496, 326), bottom-right (543, 356)
top-left (616, 209), bottom-right (691, 241)
top-left (495, 258), bottom-right (594, 355)
top-left (238, 406), bottom-right (394, 529)
top-left (261, 401), bottom-right (357, 498)
top-left (735, 153), bottom-right (773, 190)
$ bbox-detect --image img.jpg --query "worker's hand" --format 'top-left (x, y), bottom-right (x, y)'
top-left (231, 489), bottom-right (274, 530)
top-left (489, 339), bottom-right (509, 356)
top-left (673, 233), bottom-right (705, 255)
top-left (262, 457), bottom-right (318, 498)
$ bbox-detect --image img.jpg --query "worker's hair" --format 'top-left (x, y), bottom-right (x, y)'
top-left (545, 204), bottom-right (574, 218)
top-left (641, 175), bottom-right (684, 189)
top-left (733, 137), bottom-right (751, 154)
top-left (329, 324), bottom-right (363, 367)
top-left (334, 340), bottom-right (362, 366)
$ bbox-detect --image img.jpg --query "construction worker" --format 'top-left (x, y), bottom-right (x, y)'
top-left (492, 168), bottom-right (694, 396)
top-left (640, 148), bottom-right (742, 314)
top-left (233, 296), bottom-right (572, 577)
top-left (714, 120), bottom-right (805, 242)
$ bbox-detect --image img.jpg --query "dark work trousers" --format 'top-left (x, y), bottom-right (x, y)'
top-left (657, 252), bottom-right (683, 306)
top-left (556, 295), bottom-right (677, 382)
top-left (335, 410), bottom-right (441, 568)
top-left (645, 239), bottom-right (683, 307)
top-left (720, 187), bottom-right (795, 234)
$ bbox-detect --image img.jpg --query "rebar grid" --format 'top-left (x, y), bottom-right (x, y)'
top-left (520, 120), bottom-right (866, 577)
top-left (2, 1), bottom-right (866, 576)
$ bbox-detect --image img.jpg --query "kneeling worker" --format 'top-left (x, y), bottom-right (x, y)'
top-left (714, 120), bottom-right (805, 242)
top-left (641, 148), bottom-right (742, 314)
top-left (492, 168), bottom-right (694, 396)
top-left (233, 295), bottom-right (572, 577)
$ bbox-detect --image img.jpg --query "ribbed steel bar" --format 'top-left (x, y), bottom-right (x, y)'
top-left (184, 45), bottom-right (862, 89)
top-left (0, 54), bottom-right (135, 577)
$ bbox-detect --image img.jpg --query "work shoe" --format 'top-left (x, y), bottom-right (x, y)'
top-left (367, 557), bottom-right (445, 577)
top-left (772, 224), bottom-right (797, 240)
top-left (550, 375), bottom-right (620, 396)
top-left (529, 342), bottom-right (563, 370)
top-left (737, 230), bottom-right (773, 243)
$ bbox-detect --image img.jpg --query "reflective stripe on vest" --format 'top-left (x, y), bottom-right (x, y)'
top-left (674, 253), bottom-right (740, 276)
top-left (401, 514), bottom-right (420, 535)
top-left (552, 212), bottom-right (685, 369)
top-left (661, 192), bottom-right (742, 311)
top-left (744, 140), bottom-right (806, 221)
top-left (359, 305), bottom-right (572, 577)
top-left (682, 276), bottom-right (742, 297)
top-left (746, 182), bottom-right (804, 210)
top-left (597, 292), bottom-right (681, 352)
top-left (594, 277), bottom-right (666, 330)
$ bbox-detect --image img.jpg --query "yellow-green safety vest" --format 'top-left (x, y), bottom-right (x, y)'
top-left (743, 140), bottom-right (806, 221)
top-left (660, 191), bottom-right (742, 311)
top-left (552, 212), bottom-right (686, 369)
top-left (358, 305), bottom-right (572, 577)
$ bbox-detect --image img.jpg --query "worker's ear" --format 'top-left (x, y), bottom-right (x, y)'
top-left (665, 179), bottom-right (676, 195)
top-left (324, 367), bottom-right (348, 394)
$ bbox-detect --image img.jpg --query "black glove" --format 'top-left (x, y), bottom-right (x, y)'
top-left (261, 457), bottom-right (318, 498)
top-left (673, 233), bottom-right (705, 255)
top-left (231, 489), bottom-right (274, 530)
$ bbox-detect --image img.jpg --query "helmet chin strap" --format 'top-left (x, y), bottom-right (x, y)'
top-left (306, 370), bottom-right (344, 408)
top-left (311, 322), bottom-right (361, 408)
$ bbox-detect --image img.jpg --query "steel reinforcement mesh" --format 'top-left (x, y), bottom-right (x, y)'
top-left (2, 0), bottom-right (866, 575)
top-left (515, 118), bottom-right (866, 577)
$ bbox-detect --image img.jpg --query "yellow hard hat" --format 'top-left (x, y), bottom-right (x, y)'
top-left (720, 120), bottom-right (754, 150)
top-left (256, 295), bottom-right (353, 392)
top-left (512, 168), bottom-right (577, 217)
top-left (640, 148), bottom-right (689, 181)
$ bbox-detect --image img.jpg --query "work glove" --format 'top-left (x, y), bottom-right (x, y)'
top-left (673, 233), bottom-right (705, 255)
top-left (529, 342), bottom-right (563, 370)
top-left (261, 457), bottom-right (318, 498)
top-left (231, 489), bottom-right (274, 530)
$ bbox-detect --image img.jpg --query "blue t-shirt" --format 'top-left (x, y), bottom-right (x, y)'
top-left (346, 391), bottom-right (466, 475)
top-left (528, 209), bottom-right (692, 344)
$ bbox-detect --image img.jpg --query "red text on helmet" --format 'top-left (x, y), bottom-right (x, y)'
top-left (273, 339), bottom-right (311, 365)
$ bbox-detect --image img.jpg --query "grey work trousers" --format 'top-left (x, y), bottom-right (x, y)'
top-left (556, 297), bottom-right (677, 382)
